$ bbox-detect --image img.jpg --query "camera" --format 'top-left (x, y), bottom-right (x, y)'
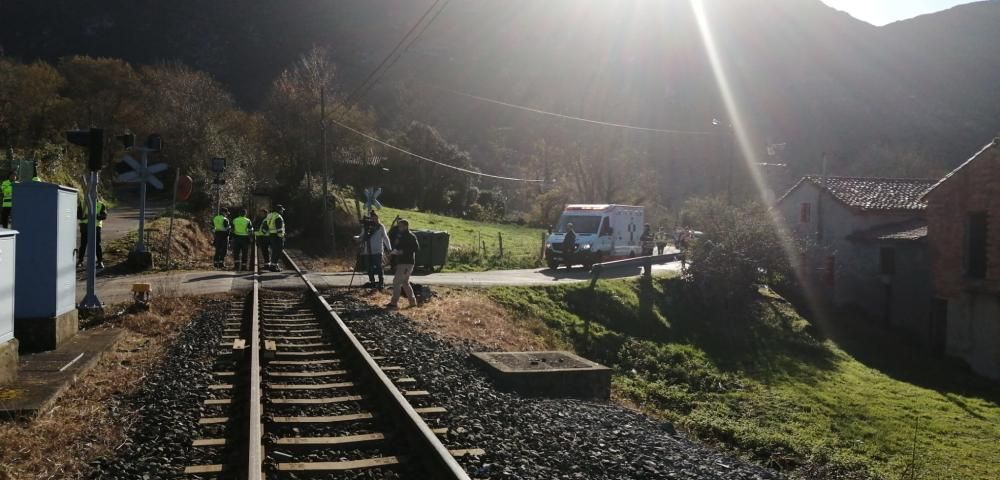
top-left (361, 216), bottom-right (377, 238)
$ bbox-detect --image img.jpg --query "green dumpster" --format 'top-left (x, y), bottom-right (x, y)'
top-left (412, 230), bottom-right (450, 271)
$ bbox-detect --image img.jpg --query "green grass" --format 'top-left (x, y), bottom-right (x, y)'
top-left (377, 206), bottom-right (546, 271)
top-left (488, 279), bottom-right (1000, 480)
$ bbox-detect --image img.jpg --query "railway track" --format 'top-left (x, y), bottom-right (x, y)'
top-left (183, 250), bottom-right (480, 479)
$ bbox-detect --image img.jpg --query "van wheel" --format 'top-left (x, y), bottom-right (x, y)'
top-left (547, 260), bottom-right (560, 270)
top-left (628, 251), bottom-right (636, 258)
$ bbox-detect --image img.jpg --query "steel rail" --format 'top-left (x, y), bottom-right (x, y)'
top-left (282, 252), bottom-right (472, 479)
top-left (247, 247), bottom-right (263, 479)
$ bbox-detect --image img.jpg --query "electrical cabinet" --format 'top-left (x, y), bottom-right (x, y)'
top-left (13, 182), bottom-right (78, 318)
top-left (0, 229), bottom-right (15, 343)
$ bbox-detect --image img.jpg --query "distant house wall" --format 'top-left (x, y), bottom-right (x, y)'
top-left (926, 143), bottom-right (1000, 379)
top-left (926, 145), bottom-right (1000, 297)
top-left (776, 181), bottom-right (923, 311)
top-left (945, 293), bottom-right (1000, 380)
top-left (841, 240), bottom-right (933, 341)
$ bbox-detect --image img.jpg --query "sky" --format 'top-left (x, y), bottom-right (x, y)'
top-left (821, 0), bottom-right (977, 26)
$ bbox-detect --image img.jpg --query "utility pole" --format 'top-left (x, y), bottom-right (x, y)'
top-left (66, 128), bottom-right (104, 310)
top-left (726, 127), bottom-right (735, 205)
top-left (817, 152), bottom-right (827, 243)
top-left (320, 86), bottom-right (335, 252)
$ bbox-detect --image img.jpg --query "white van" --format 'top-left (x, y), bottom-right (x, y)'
top-left (544, 204), bottom-right (644, 269)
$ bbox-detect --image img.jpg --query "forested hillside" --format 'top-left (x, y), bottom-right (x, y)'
top-left (2, 0), bottom-right (999, 216)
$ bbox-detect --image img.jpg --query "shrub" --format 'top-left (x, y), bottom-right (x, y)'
top-left (683, 197), bottom-right (797, 326)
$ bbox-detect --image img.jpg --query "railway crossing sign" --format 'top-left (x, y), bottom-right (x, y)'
top-left (364, 187), bottom-right (382, 212)
top-left (119, 154), bottom-right (167, 190)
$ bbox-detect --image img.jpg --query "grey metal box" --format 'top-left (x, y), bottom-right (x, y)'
top-left (0, 229), bottom-right (16, 343)
top-left (13, 182), bottom-right (79, 318)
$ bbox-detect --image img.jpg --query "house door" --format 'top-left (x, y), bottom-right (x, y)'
top-left (929, 298), bottom-right (948, 354)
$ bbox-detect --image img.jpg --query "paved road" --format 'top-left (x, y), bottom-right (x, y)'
top-left (79, 261), bottom-right (682, 305)
top-left (100, 205), bottom-right (165, 243)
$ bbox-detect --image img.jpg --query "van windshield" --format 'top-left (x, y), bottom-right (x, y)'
top-left (556, 215), bottom-right (601, 234)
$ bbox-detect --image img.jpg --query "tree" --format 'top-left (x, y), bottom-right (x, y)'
top-left (683, 197), bottom-right (798, 329)
top-left (58, 56), bottom-right (143, 132)
top-left (264, 46), bottom-right (375, 190)
top-left (383, 121), bottom-right (473, 213)
top-left (0, 59), bottom-right (69, 147)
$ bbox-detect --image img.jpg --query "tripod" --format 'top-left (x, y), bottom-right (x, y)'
top-left (349, 221), bottom-right (374, 288)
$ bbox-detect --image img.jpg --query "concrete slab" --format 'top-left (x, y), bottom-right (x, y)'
top-left (471, 351), bottom-right (612, 400)
top-left (75, 257), bottom-right (681, 305)
top-left (0, 328), bottom-right (124, 419)
top-left (0, 339), bottom-right (17, 384)
top-left (78, 270), bottom-right (239, 305)
top-left (304, 260), bottom-right (682, 289)
top-left (15, 308), bottom-right (79, 353)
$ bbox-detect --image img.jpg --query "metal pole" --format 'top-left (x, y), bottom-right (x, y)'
top-left (215, 181), bottom-right (222, 216)
top-left (726, 128), bottom-right (734, 204)
top-left (165, 168), bottom-right (180, 269)
top-left (321, 86), bottom-right (333, 252)
top-left (80, 171), bottom-right (101, 309)
top-left (135, 149), bottom-right (148, 252)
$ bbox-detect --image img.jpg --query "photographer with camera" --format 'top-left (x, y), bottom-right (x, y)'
top-left (359, 211), bottom-right (392, 289)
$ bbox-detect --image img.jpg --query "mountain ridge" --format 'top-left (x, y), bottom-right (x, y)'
top-left (1, 0), bottom-right (998, 178)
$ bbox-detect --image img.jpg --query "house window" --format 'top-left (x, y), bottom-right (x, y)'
top-left (966, 212), bottom-right (988, 278)
top-left (880, 247), bottom-right (896, 275)
top-left (800, 202), bottom-right (811, 223)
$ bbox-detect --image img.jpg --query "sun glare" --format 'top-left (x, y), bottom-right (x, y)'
top-left (689, 0), bottom-right (822, 315)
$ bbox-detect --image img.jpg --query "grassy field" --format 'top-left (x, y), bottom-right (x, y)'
top-left (488, 279), bottom-right (1000, 480)
top-left (376, 206), bottom-right (546, 271)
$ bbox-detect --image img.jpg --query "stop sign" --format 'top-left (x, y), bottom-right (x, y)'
top-left (176, 175), bottom-right (194, 201)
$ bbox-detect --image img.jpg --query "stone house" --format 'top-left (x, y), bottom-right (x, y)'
top-left (922, 139), bottom-right (1000, 380)
top-left (775, 176), bottom-right (937, 340)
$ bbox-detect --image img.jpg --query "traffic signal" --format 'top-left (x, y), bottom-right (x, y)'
top-left (210, 157), bottom-right (226, 174)
top-left (117, 133), bottom-right (135, 150)
top-left (145, 134), bottom-right (162, 152)
top-left (66, 128), bottom-right (104, 171)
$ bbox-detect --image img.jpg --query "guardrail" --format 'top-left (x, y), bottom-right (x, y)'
top-left (589, 253), bottom-right (680, 287)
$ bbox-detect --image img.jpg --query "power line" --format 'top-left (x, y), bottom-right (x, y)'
top-left (326, 116), bottom-right (543, 183)
top-left (360, 0), bottom-right (453, 99)
top-left (403, 0), bottom-right (453, 55)
top-left (429, 85), bottom-right (723, 136)
top-left (333, 0), bottom-right (444, 117)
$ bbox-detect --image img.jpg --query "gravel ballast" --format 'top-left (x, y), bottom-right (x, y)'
top-left (88, 300), bottom-right (227, 480)
top-left (331, 292), bottom-right (783, 480)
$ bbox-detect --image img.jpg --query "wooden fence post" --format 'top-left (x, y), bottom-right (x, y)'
top-left (498, 232), bottom-right (504, 257)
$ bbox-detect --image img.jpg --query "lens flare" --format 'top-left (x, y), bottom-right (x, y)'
top-left (689, 0), bottom-right (825, 316)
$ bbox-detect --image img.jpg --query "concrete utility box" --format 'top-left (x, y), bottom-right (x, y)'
top-left (13, 182), bottom-right (79, 352)
top-left (0, 228), bottom-right (17, 384)
top-left (472, 351), bottom-right (612, 400)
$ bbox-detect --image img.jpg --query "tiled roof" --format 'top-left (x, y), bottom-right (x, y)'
top-left (848, 219), bottom-right (928, 242)
top-left (777, 176), bottom-right (937, 212)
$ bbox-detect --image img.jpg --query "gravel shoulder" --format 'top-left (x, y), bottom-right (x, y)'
top-left (87, 300), bottom-right (227, 479)
top-left (332, 291), bottom-right (783, 480)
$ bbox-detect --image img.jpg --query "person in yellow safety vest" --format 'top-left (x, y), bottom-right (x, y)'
top-left (77, 195), bottom-right (109, 269)
top-left (212, 207), bottom-right (231, 269)
top-left (266, 204), bottom-right (286, 271)
top-left (254, 207), bottom-right (270, 265)
top-left (1, 171), bottom-right (17, 228)
top-left (231, 208), bottom-right (254, 271)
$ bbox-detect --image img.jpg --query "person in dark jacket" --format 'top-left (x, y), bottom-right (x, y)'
top-left (562, 223), bottom-right (577, 253)
top-left (386, 219), bottom-right (419, 309)
top-left (212, 208), bottom-right (231, 268)
top-left (386, 215), bottom-right (402, 270)
top-left (640, 223), bottom-right (655, 256)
